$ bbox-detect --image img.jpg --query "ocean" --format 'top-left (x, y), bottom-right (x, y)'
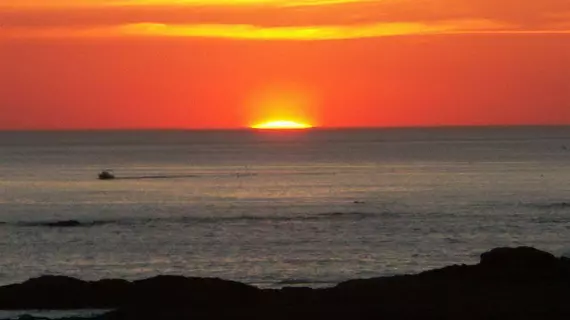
top-left (1, 127), bottom-right (570, 289)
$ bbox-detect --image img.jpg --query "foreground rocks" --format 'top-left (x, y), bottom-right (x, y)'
top-left (2, 247), bottom-right (570, 319)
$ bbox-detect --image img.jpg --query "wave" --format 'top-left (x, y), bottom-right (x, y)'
top-left (111, 173), bottom-right (260, 180)
top-left (179, 211), bottom-right (382, 223)
top-left (99, 171), bottom-right (337, 181)
top-left (315, 211), bottom-right (380, 219)
top-left (531, 216), bottom-right (570, 224)
top-left (275, 279), bottom-right (336, 286)
top-left (0, 310), bottom-right (109, 320)
top-left (0, 211), bottom-right (388, 229)
top-left (114, 174), bottom-right (200, 180)
top-left (174, 212), bottom-right (381, 224)
top-left (522, 202), bottom-right (570, 210)
top-left (16, 220), bottom-right (118, 228)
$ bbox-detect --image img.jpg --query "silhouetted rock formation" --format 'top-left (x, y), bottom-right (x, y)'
top-left (2, 247), bottom-right (570, 319)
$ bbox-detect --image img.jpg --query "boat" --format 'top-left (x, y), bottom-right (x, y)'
top-left (98, 170), bottom-right (115, 180)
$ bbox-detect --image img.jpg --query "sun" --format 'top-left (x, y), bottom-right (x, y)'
top-left (251, 120), bottom-right (313, 130)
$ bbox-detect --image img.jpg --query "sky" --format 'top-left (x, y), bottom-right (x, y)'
top-left (0, 0), bottom-right (569, 129)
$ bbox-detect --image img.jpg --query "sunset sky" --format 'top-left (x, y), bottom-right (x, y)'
top-left (1, 0), bottom-right (569, 129)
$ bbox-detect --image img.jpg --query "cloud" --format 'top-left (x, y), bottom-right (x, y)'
top-left (0, 0), bottom-right (568, 40)
top-left (3, 20), bottom-right (551, 41)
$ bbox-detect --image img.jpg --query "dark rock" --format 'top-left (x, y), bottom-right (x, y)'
top-left (0, 276), bottom-right (90, 309)
top-left (91, 279), bottom-right (132, 307)
top-left (0, 275), bottom-right (262, 311)
top-left (126, 276), bottom-right (261, 308)
top-left (2, 247), bottom-right (570, 319)
top-left (477, 246), bottom-right (567, 283)
top-left (480, 246), bottom-right (557, 268)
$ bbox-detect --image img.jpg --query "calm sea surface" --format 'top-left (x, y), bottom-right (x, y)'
top-left (1, 127), bottom-right (570, 288)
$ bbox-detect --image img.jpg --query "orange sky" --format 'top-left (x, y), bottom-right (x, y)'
top-left (0, 0), bottom-right (569, 129)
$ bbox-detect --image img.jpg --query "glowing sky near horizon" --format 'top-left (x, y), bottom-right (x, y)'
top-left (0, 0), bottom-right (569, 129)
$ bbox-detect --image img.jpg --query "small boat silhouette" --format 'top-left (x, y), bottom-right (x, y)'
top-left (98, 170), bottom-right (115, 180)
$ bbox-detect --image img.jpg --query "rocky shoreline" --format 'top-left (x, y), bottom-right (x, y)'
top-left (2, 247), bottom-right (570, 319)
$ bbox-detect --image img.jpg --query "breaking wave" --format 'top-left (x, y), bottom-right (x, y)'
top-left (98, 171), bottom-right (336, 181)
top-left (521, 202), bottom-right (570, 210)
top-left (0, 211), bottom-right (393, 228)
top-left (275, 278), bottom-right (336, 286)
top-left (16, 220), bottom-right (116, 228)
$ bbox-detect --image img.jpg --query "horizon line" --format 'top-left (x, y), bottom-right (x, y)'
top-left (1, 124), bottom-right (570, 133)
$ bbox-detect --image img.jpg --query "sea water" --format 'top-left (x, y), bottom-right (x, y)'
top-left (1, 127), bottom-right (570, 288)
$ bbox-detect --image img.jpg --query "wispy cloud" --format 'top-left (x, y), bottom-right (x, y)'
top-left (0, 0), bottom-right (568, 40)
top-left (0, 0), bottom-right (360, 8)
top-left (0, 19), bottom-right (514, 40)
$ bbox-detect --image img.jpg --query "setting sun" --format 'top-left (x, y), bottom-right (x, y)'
top-left (251, 120), bottom-right (313, 130)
